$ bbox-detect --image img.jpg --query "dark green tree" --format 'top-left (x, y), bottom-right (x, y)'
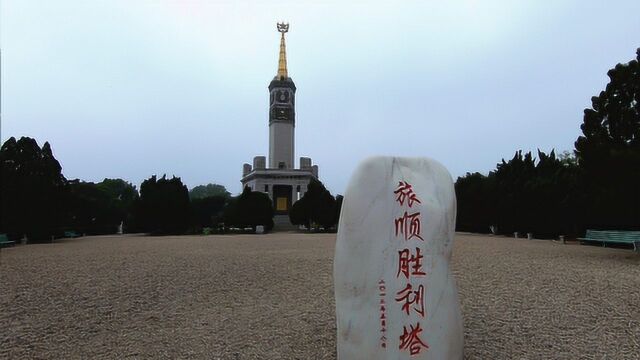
top-left (135, 175), bottom-right (190, 234)
top-left (0, 137), bottom-right (66, 241)
top-left (455, 172), bottom-right (496, 234)
top-left (64, 179), bottom-right (138, 234)
top-left (456, 49), bottom-right (640, 237)
top-left (191, 195), bottom-right (227, 229)
top-left (288, 197), bottom-right (308, 228)
top-left (492, 151), bottom-right (537, 235)
top-left (455, 150), bottom-right (580, 238)
top-left (223, 187), bottom-right (274, 231)
top-left (574, 48), bottom-right (640, 230)
top-left (97, 178), bottom-right (139, 231)
top-left (524, 150), bottom-right (581, 237)
top-left (189, 183), bottom-right (231, 200)
top-left (289, 178), bottom-right (337, 230)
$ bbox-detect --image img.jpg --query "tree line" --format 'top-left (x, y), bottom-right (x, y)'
top-left (455, 48), bottom-right (640, 238)
top-left (0, 137), bottom-right (342, 241)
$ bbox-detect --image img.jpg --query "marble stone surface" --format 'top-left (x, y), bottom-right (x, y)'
top-left (334, 156), bottom-right (463, 359)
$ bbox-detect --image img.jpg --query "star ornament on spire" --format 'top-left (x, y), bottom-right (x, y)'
top-left (277, 22), bottom-right (289, 33)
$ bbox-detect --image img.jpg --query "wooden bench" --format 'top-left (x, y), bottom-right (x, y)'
top-left (579, 230), bottom-right (640, 252)
top-left (0, 234), bottom-right (15, 247)
top-left (63, 231), bottom-right (82, 238)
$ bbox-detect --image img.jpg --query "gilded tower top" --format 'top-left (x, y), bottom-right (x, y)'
top-left (277, 22), bottom-right (289, 79)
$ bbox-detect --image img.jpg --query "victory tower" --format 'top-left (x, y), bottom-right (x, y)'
top-left (269, 22), bottom-right (296, 169)
top-left (241, 23), bottom-right (319, 222)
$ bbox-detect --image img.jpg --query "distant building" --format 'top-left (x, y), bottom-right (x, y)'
top-left (241, 23), bottom-right (318, 215)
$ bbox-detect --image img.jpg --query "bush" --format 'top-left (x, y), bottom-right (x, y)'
top-left (191, 195), bottom-right (227, 229)
top-left (135, 175), bottom-right (190, 235)
top-left (223, 187), bottom-right (274, 231)
top-left (0, 137), bottom-right (66, 242)
top-left (64, 179), bottom-right (138, 235)
top-left (289, 178), bottom-right (337, 230)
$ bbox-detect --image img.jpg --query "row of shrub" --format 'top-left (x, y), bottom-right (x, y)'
top-left (0, 136), bottom-right (342, 241)
top-left (455, 48), bottom-right (640, 238)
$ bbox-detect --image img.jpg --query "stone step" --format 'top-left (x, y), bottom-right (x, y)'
top-left (272, 215), bottom-right (298, 232)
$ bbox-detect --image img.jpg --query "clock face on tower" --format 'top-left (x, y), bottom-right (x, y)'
top-left (275, 90), bottom-right (290, 104)
top-left (269, 85), bottom-right (295, 124)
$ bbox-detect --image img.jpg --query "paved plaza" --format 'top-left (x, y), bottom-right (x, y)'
top-left (1, 233), bottom-right (639, 359)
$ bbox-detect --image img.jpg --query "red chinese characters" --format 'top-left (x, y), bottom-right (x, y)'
top-left (397, 247), bottom-right (427, 279)
top-left (399, 323), bottom-right (430, 355)
top-left (378, 279), bottom-right (387, 348)
top-left (394, 211), bottom-right (424, 241)
top-left (395, 283), bottom-right (425, 317)
top-left (394, 181), bottom-right (422, 207)
top-left (393, 180), bottom-right (429, 356)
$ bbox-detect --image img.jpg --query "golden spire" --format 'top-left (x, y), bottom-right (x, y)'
top-left (276, 22), bottom-right (289, 79)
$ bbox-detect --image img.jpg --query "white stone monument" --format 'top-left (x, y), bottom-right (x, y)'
top-left (334, 156), bottom-right (463, 359)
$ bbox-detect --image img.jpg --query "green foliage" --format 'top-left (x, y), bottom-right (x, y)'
top-left (289, 198), bottom-right (308, 227)
top-left (136, 175), bottom-right (190, 235)
top-left (574, 48), bottom-right (640, 230)
top-left (223, 187), bottom-right (274, 231)
top-left (98, 178), bottom-right (139, 205)
top-left (191, 195), bottom-right (227, 228)
top-left (558, 151), bottom-right (577, 167)
top-left (575, 48), bottom-right (640, 168)
top-left (289, 178), bottom-right (337, 230)
top-left (189, 183), bottom-right (231, 200)
top-left (454, 172), bottom-right (496, 234)
top-left (456, 150), bottom-right (580, 238)
top-left (0, 137), bottom-right (66, 241)
top-left (457, 48), bottom-right (640, 237)
top-left (64, 179), bottom-right (138, 234)
top-left (1, 137), bottom-right (233, 237)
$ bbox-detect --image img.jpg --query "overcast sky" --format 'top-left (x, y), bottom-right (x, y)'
top-left (1, 1), bottom-right (639, 195)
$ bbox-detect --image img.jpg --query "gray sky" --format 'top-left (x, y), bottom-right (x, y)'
top-left (1, 1), bottom-right (639, 195)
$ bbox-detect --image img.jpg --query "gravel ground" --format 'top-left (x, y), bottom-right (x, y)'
top-left (1, 233), bottom-right (639, 359)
